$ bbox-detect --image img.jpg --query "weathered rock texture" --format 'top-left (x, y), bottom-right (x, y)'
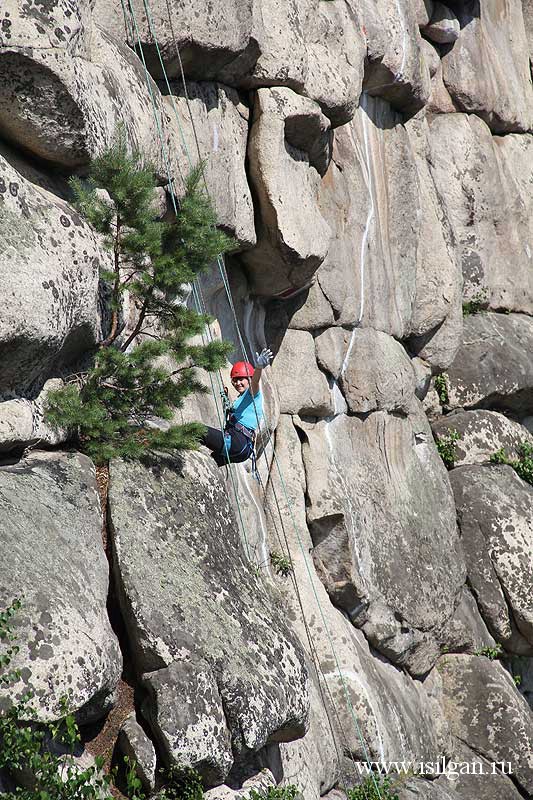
top-left (0, 451), bottom-right (122, 722)
top-left (2, 0), bottom-right (533, 798)
top-left (108, 452), bottom-right (309, 784)
top-left (450, 465), bottom-right (533, 654)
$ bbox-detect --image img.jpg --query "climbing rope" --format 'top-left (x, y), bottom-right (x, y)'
top-left (119, 2), bottom-right (383, 792)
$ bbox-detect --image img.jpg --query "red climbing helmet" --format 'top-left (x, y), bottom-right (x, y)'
top-left (230, 361), bottom-right (255, 380)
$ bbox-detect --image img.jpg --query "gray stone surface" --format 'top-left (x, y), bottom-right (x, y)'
top-left (270, 329), bottom-right (333, 417)
top-left (300, 408), bottom-right (465, 675)
top-left (142, 661), bottom-right (233, 786)
top-left (108, 452), bottom-right (309, 782)
top-left (450, 465), bottom-right (533, 653)
top-left (357, 0), bottom-right (431, 113)
top-left (446, 313), bottom-right (533, 414)
top-left (244, 87), bottom-right (332, 296)
top-left (432, 410), bottom-right (533, 468)
top-left (0, 451), bottom-right (121, 722)
top-left (0, 149), bottom-right (106, 400)
top-left (398, 778), bottom-right (461, 799)
top-left (428, 115), bottom-right (533, 314)
top-left (422, 3), bottom-right (459, 44)
top-left (163, 82), bottom-right (255, 249)
top-left (438, 655), bottom-right (533, 794)
top-left (436, 741), bottom-right (525, 800)
top-left (265, 415), bottom-right (449, 763)
top-left (316, 96), bottom-right (419, 338)
top-left (92, 0), bottom-right (365, 127)
top-left (118, 714), bottom-right (157, 792)
top-left (442, 0), bottom-right (533, 134)
top-left (339, 329), bottom-right (416, 414)
top-left (0, 379), bottom-right (68, 453)
top-left (0, 8), bottom-right (179, 174)
top-left (203, 769), bottom-right (276, 800)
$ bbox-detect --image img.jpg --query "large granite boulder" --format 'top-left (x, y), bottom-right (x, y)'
top-left (0, 147), bottom-right (108, 400)
top-left (314, 99), bottom-right (461, 364)
top-left (442, 0), bottom-right (533, 134)
top-left (92, 0), bottom-right (365, 127)
top-left (0, 379), bottom-right (68, 453)
top-left (450, 465), bottom-right (533, 654)
top-left (0, 5), bottom-right (179, 174)
top-left (438, 655), bottom-right (533, 794)
top-left (316, 96), bottom-right (419, 338)
top-left (163, 82), bottom-right (255, 249)
top-left (265, 416), bottom-right (449, 765)
top-left (405, 116), bottom-right (462, 370)
top-left (432, 410), bottom-right (533, 468)
top-left (108, 451), bottom-right (310, 784)
top-left (338, 329), bottom-right (416, 414)
top-left (446, 313), bottom-right (533, 413)
top-left (270, 329), bottom-right (333, 417)
top-left (299, 407), bottom-right (465, 675)
top-left (428, 114), bottom-right (533, 314)
top-left (435, 741), bottom-right (525, 800)
top-left (0, 451), bottom-right (122, 722)
top-left (422, 3), bottom-right (459, 44)
top-left (357, 0), bottom-right (431, 114)
top-left (244, 87), bottom-right (332, 296)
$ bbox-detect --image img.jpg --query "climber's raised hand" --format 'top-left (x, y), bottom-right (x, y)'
top-left (254, 348), bottom-right (273, 370)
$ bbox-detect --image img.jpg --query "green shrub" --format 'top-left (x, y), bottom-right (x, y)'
top-left (347, 775), bottom-right (399, 800)
top-left (270, 551), bottom-right (293, 578)
top-left (490, 442), bottom-right (533, 486)
top-left (434, 374), bottom-right (449, 406)
top-left (248, 785), bottom-right (299, 800)
top-left (46, 136), bottom-right (233, 464)
top-left (435, 429), bottom-right (460, 469)
top-left (462, 290), bottom-right (488, 317)
top-left (474, 643), bottom-right (503, 660)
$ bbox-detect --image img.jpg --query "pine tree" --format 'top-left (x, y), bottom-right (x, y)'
top-left (46, 136), bottom-right (234, 464)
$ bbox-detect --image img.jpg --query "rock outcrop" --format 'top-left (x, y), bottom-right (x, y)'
top-left (2, 0), bottom-right (533, 798)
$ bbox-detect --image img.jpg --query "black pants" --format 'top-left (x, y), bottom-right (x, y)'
top-left (201, 425), bottom-right (252, 467)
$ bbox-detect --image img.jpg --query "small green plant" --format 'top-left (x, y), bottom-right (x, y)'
top-left (249, 785), bottom-right (299, 800)
top-left (474, 643), bottom-right (503, 660)
top-left (490, 442), bottom-right (533, 486)
top-left (435, 429), bottom-right (460, 469)
top-left (0, 598), bottom-right (22, 686)
top-left (462, 290), bottom-right (488, 317)
top-left (434, 374), bottom-right (449, 406)
top-left (159, 765), bottom-right (204, 800)
top-left (46, 135), bottom-right (234, 464)
top-left (124, 755), bottom-right (147, 800)
top-left (270, 551), bottom-right (293, 578)
top-left (347, 775), bottom-right (399, 800)
top-left (514, 674), bottom-right (522, 687)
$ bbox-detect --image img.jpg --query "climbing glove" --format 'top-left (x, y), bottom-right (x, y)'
top-left (255, 347), bottom-right (274, 369)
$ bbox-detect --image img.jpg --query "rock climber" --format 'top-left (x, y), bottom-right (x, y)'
top-left (200, 348), bottom-right (273, 467)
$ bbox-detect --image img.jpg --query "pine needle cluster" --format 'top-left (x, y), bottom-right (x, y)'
top-left (46, 136), bottom-right (234, 464)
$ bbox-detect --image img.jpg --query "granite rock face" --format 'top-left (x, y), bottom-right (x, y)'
top-left (0, 451), bottom-right (122, 722)
top-left (446, 313), bottom-right (533, 413)
top-left (442, 0), bottom-right (533, 134)
top-left (92, 0), bottom-right (366, 126)
top-left (108, 451), bottom-right (309, 784)
top-left (428, 115), bottom-right (533, 314)
top-left (438, 655), bottom-right (533, 794)
top-left (300, 407), bottom-right (465, 675)
top-left (163, 82), bottom-right (255, 249)
top-left (432, 410), bottom-right (533, 468)
top-left (0, 150), bottom-right (107, 400)
top-left (244, 87), bottom-right (332, 296)
top-left (450, 465), bottom-right (533, 654)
